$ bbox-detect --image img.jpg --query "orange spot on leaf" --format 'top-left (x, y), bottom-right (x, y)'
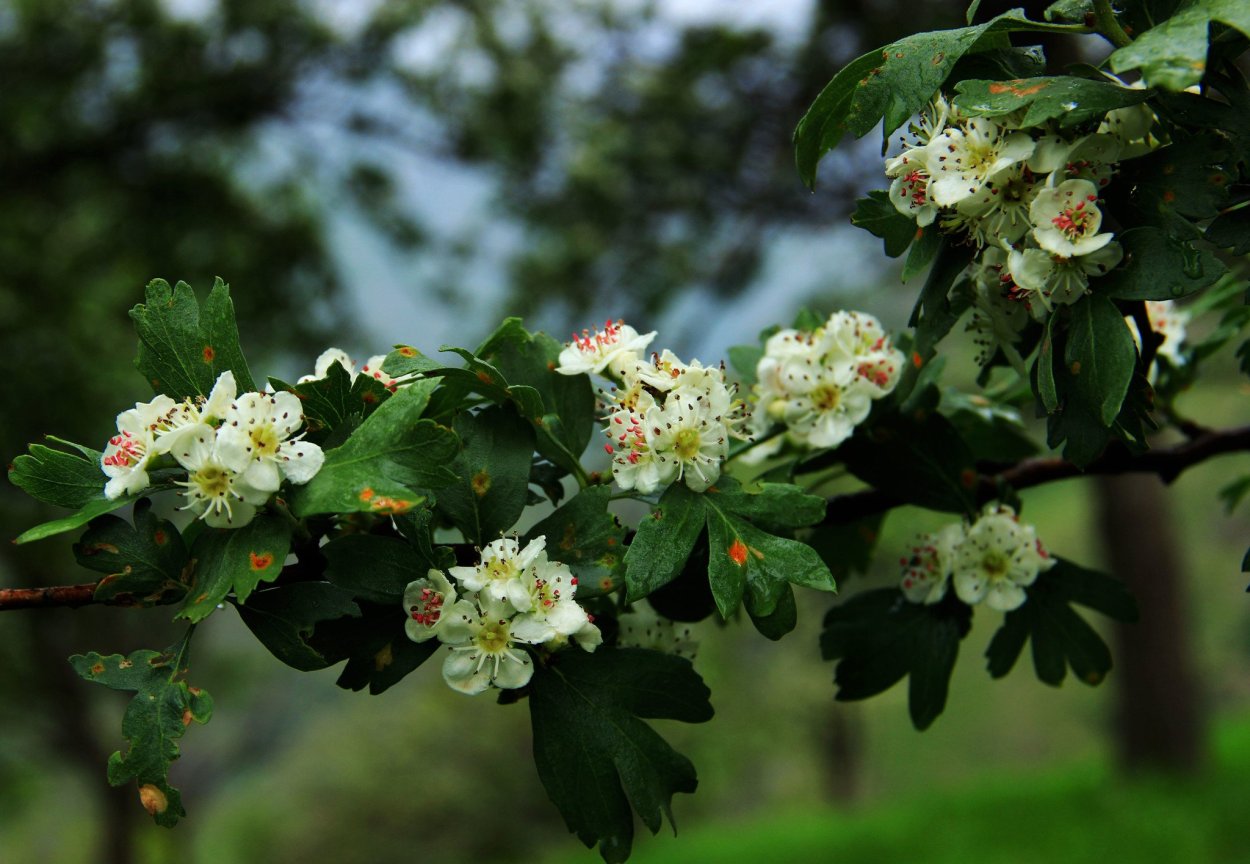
top-left (987, 79), bottom-right (1048, 97)
top-left (471, 469), bottom-right (491, 497)
top-left (359, 487), bottom-right (375, 502)
top-left (398, 346), bottom-right (418, 357)
top-left (248, 551), bottom-right (274, 571)
top-left (153, 529), bottom-right (167, 546)
top-left (728, 539), bottom-right (748, 567)
top-left (911, 352), bottom-right (923, 369)
top-left (202, 345), bottom-right (215, 363)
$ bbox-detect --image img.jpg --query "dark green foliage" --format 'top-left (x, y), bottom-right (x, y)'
top-left (235, 583), bottom-right (362, 672)
top-left (179, 515), bottom-right (292, 622)
top-left (74, 501), bottom-right (189, 606)
top-left (437, 405), bottom-right (536, 546)
top-left (822, 589), bottom-right (972, 730)
top-left (529, 648), bottom-right (713, 863)
top-left (985, 559), bottom-right (1138, 686)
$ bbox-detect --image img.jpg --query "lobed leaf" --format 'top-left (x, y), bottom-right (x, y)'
top-left (130, 278), bottom-right (254, 399)
top-left (69, 631), bottom-right (212, 827)
top-left (529, 648), bottom-right (712, 863)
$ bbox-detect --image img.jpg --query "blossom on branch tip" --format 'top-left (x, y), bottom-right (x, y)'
top-left (557, 319), bottom-right (656, 378)
top-left (215, 391), bottom-right (324, 492)
top-left (952, 503), bottom-right (1055, 612)
top-left (172, 431), bottom-right (269, 528)
top-left (403, 569), bottom-right (475, 645)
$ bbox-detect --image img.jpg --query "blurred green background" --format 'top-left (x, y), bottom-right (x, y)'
top-left (1, 1), bottom-right (1249, 863)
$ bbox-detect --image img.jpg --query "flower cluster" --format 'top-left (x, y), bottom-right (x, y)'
top-left (404, 536), bottom-right (601, 694)
top-left (900, 503), bottom-right (1055, 612)
top-left (557, 320), bottom-right (749, 494)
top-left (885, 93), bottom-right (1159, 354)
top-left (100, 371), bottom-right (324, 528)
top-left (746, 310), bottom-right (905, 455)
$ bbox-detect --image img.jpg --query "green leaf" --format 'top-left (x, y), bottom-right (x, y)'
top-left (1102, 227), bottom-right (1227, 301)
top-left (838, 410), bottom-right (978, 514)
top-left (1219, 475), bottom-right (1250, 513)
top-left (1065, 294), bottom-right (1137, 427)
top-left (235, 583), bottom-right (361, 672)
top-left (902, 223), bottom-right (942, 282)
top-left (985, 558), bottom-right (1136, 685)
top-left (200, 278), bottom-right (256, 393)
top-left (821, 589), bottom-right (972, 730)
top-left (380, 344), bottom-right (443, 378)
top-left (436, 405), bottom-right (536, 545)
top-left (727, 344), bottom-right (764, 385)
top-left (794, 9), bottom-right (1087, 187)
top-left (323, 534), bottom-right (423, 604)
top-left (288, 380), bottom-right (459, 518)
top-left (850, 192), bottom-right (917, 258)
top-left (745, 584), bottom-right (798, 641)
top-left (525, 485), bottom-right (626, 597)
top-left (8, 439), bottom-right (106, 509)
top-left (476, 318), bottom-right (598, 464)
top-left (1117, 133), bottom-right (1236, 226)
top-left (703, 507), bottom-right (748, 618)
top-left (1206, 207), bottom-right (1250, 255)
top-left (529, 648), bottom-right (712, 863)
top-left (74, 500), bottom-right (189, 606)
top-left (624, 484), bottom-right (707, 603)
top-left (1044, 0), bottom-right (1093, 23)
top-left (1109, 0), bottom-right (1250, 90)
top-left (954, 76), bottom-right (1151, 127)
top-left (284, 360), bottom-right (391, 437)
top-left (704, 477), bottom-right (827, 531)
top-left (910, 240), bottom-right (975, 359)
top-left (14, 490), bottom-right (153, 545)
top-left (69, 631), bottom-right (212, 827)
top-left (1037, 310), bottom-right (1060, 412)
top-left (130, 278), bottom-right (253, 399)
top-left (178, 515), bottom-right (291, 622)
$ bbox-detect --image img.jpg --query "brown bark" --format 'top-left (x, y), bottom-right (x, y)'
top-left (1095, 474), bottom-right (1206, 774)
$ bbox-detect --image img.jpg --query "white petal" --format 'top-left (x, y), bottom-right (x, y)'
top-left (244, 458), bottom-right (282, 493)
top-left (443, 650), bottom-right (491, 695)
top-left (203, 371), bottom-right (237, 421)
top-left (278, 442), bottom-right (324, 485)
top-left (213, 427), bottom-right (254, 474)
top-left (492, 652), bottom-right (534, 689)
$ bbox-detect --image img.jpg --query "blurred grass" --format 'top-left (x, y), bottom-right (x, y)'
top-left (548, 715), bottom-right (1250, 864)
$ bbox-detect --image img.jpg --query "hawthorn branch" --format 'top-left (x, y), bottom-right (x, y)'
top-left (0, 583), bottom-right (110, 611)
top-left (821, 422), bottom-right (1250, 527)
top-left (6, 425), bottom-right (1250, 612)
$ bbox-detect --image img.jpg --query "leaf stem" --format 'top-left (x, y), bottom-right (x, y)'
top-left (1092, 0), bottom-right (1133, 49)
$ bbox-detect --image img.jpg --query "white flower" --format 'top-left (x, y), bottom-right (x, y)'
top-left (1030, 178), bottom-right (1116, 258)
top-left (403, 569), bottom-right (476, 644)
top-left (441, 595), bottom-right (538, 695)
top-left (747, 311), bottom-right (902, 454)
top-left (925, 117), bottom-right (1035, 207)
top-left (449, 536), bottom-right (548, 609)
top-left (887, 151), bottom-right (939, 226)
top-left (952, 164), bottom-right (1041, 246)
top-left (215, 391), bottom-right (324, 492)
top-left (644, 394), bottom-right (731, 493)
top-left (101, 407), bottom-right (159, 500)
top-left (557, 320), bottom-right (656, 378)
top-left (952, 503), bottom-right (1055, 612)
top-left (1008, 241), bottom-right (1123, 316)
top-left (171, 430), bottom-right (269, 528)
top-left (900, 523), bottom-right (966, 604)
top-left (100, 371), bottom-right (239, 500)
top-left (508, 557), bottom-right (595, 645)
